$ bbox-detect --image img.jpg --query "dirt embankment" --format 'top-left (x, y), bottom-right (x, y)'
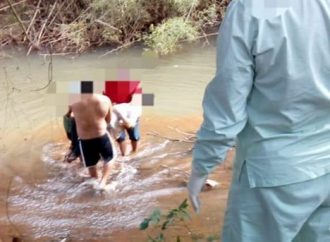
top-left (0, 0), bottom-right (230, 56)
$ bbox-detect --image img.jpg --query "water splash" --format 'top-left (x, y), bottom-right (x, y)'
top-left (7, 139), bottom-right (192, 240)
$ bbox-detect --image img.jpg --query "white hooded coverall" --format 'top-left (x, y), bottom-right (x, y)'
top-left (188, 0), bottom-right (330, 241)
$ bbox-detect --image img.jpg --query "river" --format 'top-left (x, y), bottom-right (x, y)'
top-left (0, 45), bottom-right (234, 242)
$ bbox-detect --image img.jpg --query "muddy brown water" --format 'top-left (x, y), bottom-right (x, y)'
top-left (0, 46), bottom-right (234, 242)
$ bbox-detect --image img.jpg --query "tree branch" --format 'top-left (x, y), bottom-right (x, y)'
top-left (0, 0), bottom-right (27, 13)
top-left (36, 1), bottom-right (58, 47)
top-left (5, 0), bottom-right (27, 36)
top-left (25, 0), bottom-right (42, 38)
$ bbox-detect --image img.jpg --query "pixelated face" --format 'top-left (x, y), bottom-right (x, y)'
top-left (81, 81), bottom-right (93, 94)
top-left (104, 80), bottom-right (141, 104)
top-left (103, 80), bottom-right (154, 106)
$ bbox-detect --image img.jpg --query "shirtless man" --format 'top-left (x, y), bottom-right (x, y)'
top-left (69, 93), bottom-right (115, 188)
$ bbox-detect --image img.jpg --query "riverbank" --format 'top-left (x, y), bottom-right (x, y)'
top-left (0, 0), bottom-right (229, 56)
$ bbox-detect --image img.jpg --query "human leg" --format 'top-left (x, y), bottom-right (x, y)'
top-left (88, 166), bottom-right (98, 178)
top-left (64, 119), bottom-right (80, 163)
top-left (127, 121), bottom-right (140, 153)
top-left (293, 188), bottom-right (330, 242)
top-left (66, 131), bottom-right (72, 141)
top-left (222, 164), bottom-right (330, 242)
top-left (117, 130), bottom-right (127, 156)
top-left (63, 119), bottom-right (74, 162)
top-left (79, 138), bottom-right (101, 178)
top-left (117, 141), bottom-right (127, 156)
top-left (99, 133), bottom-right (115, 187)
top-left (131, 140), bottom-right (138, 153)
top-left (292, 206), bottom-right (330, 242)
top-left (222, 164), bottom-right (281, 242)
top-left (70, 118), bottom-right (80, 157)
top-left (99, 162), bottom-right (111, 187)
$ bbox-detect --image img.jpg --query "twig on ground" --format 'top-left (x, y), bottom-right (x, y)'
top-left (161, 164), bottom-right (190, 177)
top-left (35, 1), bottom-right (57, 48)
top-left (185, 2), bottom-right (196, 22)
top-left (48, 36), bottom-right (68, 45)
top-left (181, 32), bottom-right (218, 43)
top-left (6, 0), bottom-right (29, 40)
top-left (39, 52), bottom-right (74, 56)
top-left (25, 0), bottom-right (42, 39)
top-left (168, 126), bottom-right (196, 137)
top-left (47, 1), bottom-right (66, 28)
top-left (146, 131), bottom-right (181, 142)
top-left (99, 39), bottom-right (140, 58)
top-left (31, 47), bottom-right (53, 91)
top-left (200, 27), bottom-right (211, 46)
top-left (0, 0), bottom-right (27, 13)
top-left (146, 131), bottom-right (195, 143)
top-left (95, 19), bottom-right (120, 31)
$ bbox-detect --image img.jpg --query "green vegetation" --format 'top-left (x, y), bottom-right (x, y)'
top-left (144, 18), bottom-right (198, 55)
top-left (140, 199), bottom-right (220, 242)
top-left (0, 0), bottom-right (230, 55)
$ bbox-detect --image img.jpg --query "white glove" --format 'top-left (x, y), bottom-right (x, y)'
top-left (187, 168), bottom-right (208, 214)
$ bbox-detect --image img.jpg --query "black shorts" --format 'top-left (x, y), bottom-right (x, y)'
top-left (79, 134), bottom-right (114, 167)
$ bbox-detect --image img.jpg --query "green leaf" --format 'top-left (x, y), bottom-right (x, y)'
top-left (161, 220), bottom-right (170, 230)
top-left (178, 198), bottom-right (189, 210)
top-left (139, 218), bottom-right (150, 230)
top-left (150, 233), bottom-right (165, 242)
top-left (178, 210), bottom-right (191, 220)
top-left (147, 235), bottom-right (158, 242)
top-left (158, 233), bottom-right (164, 240)
top-left (164, 216), bottom-right (175, 230)
top-left (166, 209), bottom-right (177, 220)
top-left (150, 209), bottom-right (162, 224)
top-left (206, 234), bottom-right (220, 242)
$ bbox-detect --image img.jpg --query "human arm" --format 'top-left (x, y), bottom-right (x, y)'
top-left (105, 99), bottom-right (112, 124)
top-left (65, 105), bottom-right (73, 117)
top-left (113, 104), bottom-right (136, 129)
top-left (118, 115), bottom-right (133, 129)
top-left (188, 0), bottom-right (256, 213)
top-left (63, 105), bottom-right (74, 133)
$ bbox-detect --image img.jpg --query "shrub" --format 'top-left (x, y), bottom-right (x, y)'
top-left (0, 0), bottom-right (229, 54)
top-left (144, 17), bottom-right (198, 55)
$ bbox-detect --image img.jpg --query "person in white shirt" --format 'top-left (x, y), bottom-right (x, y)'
top-left (108, 103), bottom-right (141, 156)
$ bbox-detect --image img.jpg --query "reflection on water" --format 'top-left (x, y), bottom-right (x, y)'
top-left (0, 46), bottom-right (233, 241)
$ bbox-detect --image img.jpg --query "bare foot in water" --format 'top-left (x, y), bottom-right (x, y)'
top-left (64, 151), bottom-right (78, 163)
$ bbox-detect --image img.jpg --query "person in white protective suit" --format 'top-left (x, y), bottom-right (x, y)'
top-left (187, 0), bottom-right (330, 241)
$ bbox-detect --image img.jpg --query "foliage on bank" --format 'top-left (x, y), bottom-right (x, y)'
top-left (140, 199), bottom-right (219, 242)
top-left (0, 0), bottom-right (230, 56)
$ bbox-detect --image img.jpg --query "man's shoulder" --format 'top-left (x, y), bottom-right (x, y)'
top-left (71, 101), bottom-right (82, 109)
top-left (93, 94), bottom-right (111, 103)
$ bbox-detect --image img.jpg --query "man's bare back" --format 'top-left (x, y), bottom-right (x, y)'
top-left (70, 94), bottom-right (111, 139)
